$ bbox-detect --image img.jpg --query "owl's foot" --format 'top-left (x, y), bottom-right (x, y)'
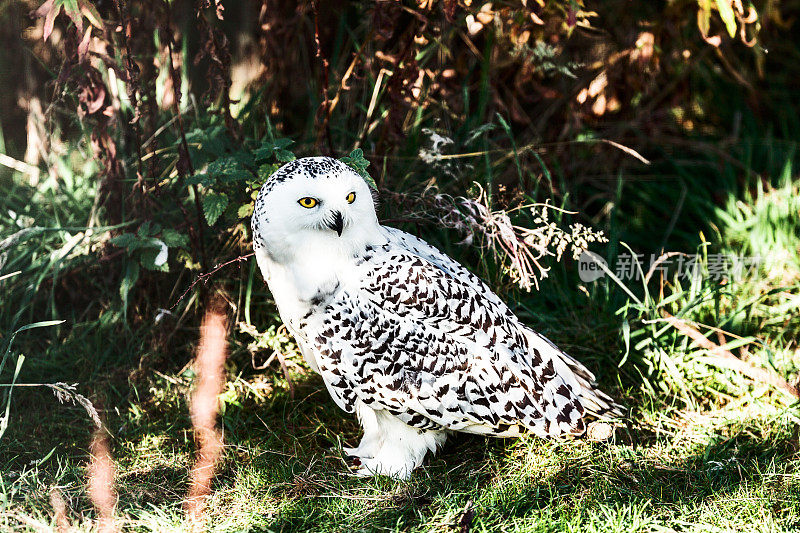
top-left (349, 438), bottom-right (436, 477)
top-left (342, 437), bottom-right (384, 472)
top-left (341, 435), bottom-right (381, 459)
top-left (341, 446), bottom-right (361, 456)
top-left (352, 433), bottom-right (441, 479)
top-left (346, 404), bottom-right (447, 479)
top-left (351, 426), bottom-right (447, 479)
top-left (343, 453), bottom-right (365, 468)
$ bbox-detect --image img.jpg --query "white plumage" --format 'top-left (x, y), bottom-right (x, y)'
top-left (252, 157), bottom-right (618, 478)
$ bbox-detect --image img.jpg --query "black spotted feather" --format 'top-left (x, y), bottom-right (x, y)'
top-left (301, 235), bottom-right (618, 438)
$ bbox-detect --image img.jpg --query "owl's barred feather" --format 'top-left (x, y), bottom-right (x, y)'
top-left (252, 157), bottom-right (621, 478)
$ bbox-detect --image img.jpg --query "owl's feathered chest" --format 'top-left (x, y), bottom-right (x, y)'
top-left (254, 236), bottom-right (380, 336)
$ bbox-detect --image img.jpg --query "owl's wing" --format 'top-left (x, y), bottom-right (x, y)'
top-left (382, 226), bottom-right (619, 418)
top-left (303, 240), bottom-right (614, 438)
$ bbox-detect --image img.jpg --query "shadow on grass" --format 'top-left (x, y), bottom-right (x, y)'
top-left (117, 465), bottom-right (189, 509)
top-left (212, 367), bottom-right (800, 532)
top-left (5, 342), bottom-right (798, 531)
top-left (263, 430), bottom-right (799, 531)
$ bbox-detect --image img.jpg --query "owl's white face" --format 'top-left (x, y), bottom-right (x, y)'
top-left (252, 157), bottom-right (381, 264)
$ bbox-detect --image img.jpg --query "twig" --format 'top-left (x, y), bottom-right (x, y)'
top-left (327, 29), bottom-right (375, 115)
top-left (0, 153), bottom-right (40, 181)
top-left (661, 311), bottom-right (800, 400)
top-left (171, 253), bottom-right (255, 309)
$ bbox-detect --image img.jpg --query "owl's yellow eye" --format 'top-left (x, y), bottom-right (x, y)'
top-left (298, 197), bottom-right (318, 208)
top-left (346, 192), bottom-right (356, 204)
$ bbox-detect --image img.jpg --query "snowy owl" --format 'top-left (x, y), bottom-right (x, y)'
top-left (251, 157), bottom-right (619, 478)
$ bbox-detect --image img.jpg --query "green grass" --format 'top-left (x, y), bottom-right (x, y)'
top-left (3, 359), bottom-right (800, 531)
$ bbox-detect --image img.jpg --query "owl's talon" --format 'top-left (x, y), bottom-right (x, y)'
top-left (352, 467), bottom-right (375, 478)
top-left (341, 443), bottom-right (377, 459)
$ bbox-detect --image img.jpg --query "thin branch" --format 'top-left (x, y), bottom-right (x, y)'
top-left (171, 253), bottom-right (255, 309)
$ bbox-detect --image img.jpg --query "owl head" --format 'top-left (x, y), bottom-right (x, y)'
top-left (251, 157), bottom-right (380, 261)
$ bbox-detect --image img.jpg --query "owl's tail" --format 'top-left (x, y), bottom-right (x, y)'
top-left (524, 329), bottom-right (623, 420)
top-left (556, 350), bottom-right (623, 419)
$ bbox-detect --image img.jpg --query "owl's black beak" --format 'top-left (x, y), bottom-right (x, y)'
top-left (327, 211), bottom-right (344, 236)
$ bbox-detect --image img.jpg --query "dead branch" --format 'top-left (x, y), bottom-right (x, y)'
top-left (171, 253), bottom-right (255, 309)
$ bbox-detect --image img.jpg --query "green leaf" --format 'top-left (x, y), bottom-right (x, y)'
top-left (340, 149), bottom-right (376, 190)
top-left (137, 221), bottom-right (159, 237)
top-left (238, 203), bottom-right (254, 219)
top-left (109, 233), bottom-right (136, 250)
top-left (715, 0), bottom-right (737, 37)
top-left (253, 146), bottom-right (274, 162)
top-left (184, 128), bottom-right (205, 143)
top-left (80, 1), bottom-right (104, 29)
top-left (258, 163), bottom-right (280, 180)
top-left (120, 260), bottom-right (139, 309)
top-left (254, 138), bottom-right (296, 163)
top-left (110, 232), bottom-right (154, 253)
top-left (0, 354), bottom-right (25, 441)
top-left (13, 320), bottom-right (65, 333)
top-left (273, 138), bottom-right (294, 149)
top-left (186, 173), bottom-right (212, 187)
top-left (203, 192), bottom-right (229, 226)
top-left (62, 0), bottom-right (79, 15)
top-left (1, 320), bottom-right (64, 376)
top-left (361, 174), bottom-right (377, 191)
top-left (276, 149), bottom-right (296, 162)
top-left (220, 171), bottom-right (251, 183)
top-left (208, 157), bottom-right (242, 177)
top-left (231, 151), bottom-right (255, 167)
top-left (161, 229), bottom-right (189, 248)
top-left (199, 129), bottom-right (227, 157)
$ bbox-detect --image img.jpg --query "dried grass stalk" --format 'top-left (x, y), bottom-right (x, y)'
top-left (662, 311), bottom-right (800, 400)
top-left (87, 429), bottom-right (119, 533)
top-left (385, 187), bottom-right (606, 291)
top-left (184, 301), bottom-right (228, 525)
top-left (49, 488), bottom-right (70, 532)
